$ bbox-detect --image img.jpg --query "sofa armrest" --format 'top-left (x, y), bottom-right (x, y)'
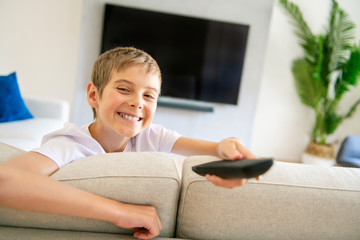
top-left (0, 148), bottom-right (181, 238)
top-left (177, 156), bottom-right (360, 240)
top-left (24, 96), bottom-right (70, 121)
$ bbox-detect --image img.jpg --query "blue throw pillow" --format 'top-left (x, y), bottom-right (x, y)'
top-left (0, 72), bottom-right (34, 122)
top-left (336, 135), bottom-right (360, 168)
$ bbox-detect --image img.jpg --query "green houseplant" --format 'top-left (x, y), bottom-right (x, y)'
top-left (279, 0), bottom-right (360, 161)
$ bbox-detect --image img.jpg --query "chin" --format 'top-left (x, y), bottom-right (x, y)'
top-left (118, 127), bottom-right (142, 138)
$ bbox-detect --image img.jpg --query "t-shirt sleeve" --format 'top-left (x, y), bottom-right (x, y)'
top-left (156, 125), bottom-right (182, 152)
top-left (31, 123), bottom-right (104, 168)
top-left (32, 136), bottom-right (93, 168)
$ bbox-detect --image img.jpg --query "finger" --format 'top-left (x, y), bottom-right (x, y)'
top-left (235, 142), bottom-right (256, 159)
top-left (219, 152), bottom-right (230, 160)
top-left (132, 212), bottom-right (162, 239)
top-left (227, 150), bottom-right (243, 160)
top-left (221, 141), bottom-right (243, 160)
top-left (147, 206), bottom-right (162, 234)
top-left (133, 228), bottom-right (153, 239)
top-left (206, 174), bottom-right (249, 189)
top-left (233, 141), bottom-right (245, 159)
top-left (133, 225), bottom-right (159, 239)
top-left (215, 177), bottom-right (248, 189)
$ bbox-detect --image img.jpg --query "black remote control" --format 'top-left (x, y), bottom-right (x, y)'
top-left (192, 158), bottom-right (273, 179)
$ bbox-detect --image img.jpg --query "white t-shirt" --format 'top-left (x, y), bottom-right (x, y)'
top-left (32, 122), bottom-right (181, 168)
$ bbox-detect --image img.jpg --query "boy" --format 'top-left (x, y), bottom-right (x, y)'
top-left (0, 47), bottom-right (258, 239)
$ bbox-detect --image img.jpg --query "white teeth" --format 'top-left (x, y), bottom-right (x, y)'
top-left (120, 113), bottom-right (140, 121)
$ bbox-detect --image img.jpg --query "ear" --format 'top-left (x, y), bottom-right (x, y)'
top-left (87, 82), bottom-right (99, 108)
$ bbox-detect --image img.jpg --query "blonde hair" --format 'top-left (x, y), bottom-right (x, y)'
top-left (90, 47), bottom-right (161, 118)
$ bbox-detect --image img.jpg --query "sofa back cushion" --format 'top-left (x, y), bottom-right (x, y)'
top-left (0, 143), bottom-right (180, 238)
top-left (0, 142), bottom-right (25, 160)
top-left (177, 156), bottom-right (360, 240)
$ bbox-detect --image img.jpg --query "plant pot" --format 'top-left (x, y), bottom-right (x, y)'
top-left (302, 140), bottom-right (335, 166)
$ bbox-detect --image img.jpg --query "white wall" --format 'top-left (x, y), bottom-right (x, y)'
top-left (1, 0), bottom-right (359, 162)
top-left (251, 0), bottom-right (360, 161)
top-left (73, 0), bottom-right (274, 149)
top-left (0, 0), bottom-right (82, 118)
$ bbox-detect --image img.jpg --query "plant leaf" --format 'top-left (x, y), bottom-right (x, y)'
top-left (279, 0), bottom-right (318, 64)
top-left (326, 0), bottom-right (356, 72)
top-left (341, 45), bottom-right (360, 86)
top-left (344, 98), bottom-right (360, 119)
top-left (292, 59), bottom-right (323, 108)
top-left (324, 110), bottom-right (342, 134)
top-left (335, 45), bottom-right (360, 99)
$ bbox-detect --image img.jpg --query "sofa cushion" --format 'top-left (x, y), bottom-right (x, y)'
top-left (0, 142), bottom-right (25, 161)
top-left (0, 226), bottom-right (187, 240)
top-left (0, 144), bottom-right (181, 238)
top-left (0, 118), bottom-right (65, 151)
top-left (0, 72), bottom-right (33, 123)
top-left (177, 156), bottom-right (360, 240)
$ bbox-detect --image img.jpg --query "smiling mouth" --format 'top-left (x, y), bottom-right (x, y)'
top-left (118, 112), bottom-right (143, 122)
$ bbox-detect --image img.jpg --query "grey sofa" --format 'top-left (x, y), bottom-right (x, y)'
top-left (1, 142), bottom-right (360, 240)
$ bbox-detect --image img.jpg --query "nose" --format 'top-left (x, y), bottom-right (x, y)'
top-left (128, 94), bottom-right (143, 109)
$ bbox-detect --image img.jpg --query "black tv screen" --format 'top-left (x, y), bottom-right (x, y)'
top-left (101, 4), bottom-right (249, 105)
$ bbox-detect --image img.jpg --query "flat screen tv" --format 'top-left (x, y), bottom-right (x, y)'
top-left (101, 4), bottom-right (249, 105)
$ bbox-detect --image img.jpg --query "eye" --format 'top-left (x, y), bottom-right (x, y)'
top-left (144, 93), bottom-right (157, 100)
top-left (144, 94), bottom-right (154, 99)
top-left (117, 87), bottom-right (130, 93)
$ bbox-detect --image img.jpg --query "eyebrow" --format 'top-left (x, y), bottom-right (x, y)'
top-left (114, 79), bottom-right (160, 94)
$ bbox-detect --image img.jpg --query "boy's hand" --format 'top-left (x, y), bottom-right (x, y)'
top-left (205, 174), bottom-right (250, 189)
top-left (113, 203), bottom-right (163, 239)
top-left (206, 137), bottom-right (260, 189)
top-left (217, 137), bottom-right (256, 160)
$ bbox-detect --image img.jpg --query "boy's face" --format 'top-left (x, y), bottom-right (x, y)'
top-left (89, 65), bottom-right (161, 138)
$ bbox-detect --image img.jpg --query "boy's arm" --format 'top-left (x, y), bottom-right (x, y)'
top-left (172, 137), bottom-right (258, 189)
top-left (170, 137), bottom-right (219, 157)
top-left (0, 152), bottom-right (162, 239)
top-left (172, 137), bottom-right (256, 159)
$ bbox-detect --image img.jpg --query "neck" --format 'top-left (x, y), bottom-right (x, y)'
top-left (89, 122), bottom-right (129, 153)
